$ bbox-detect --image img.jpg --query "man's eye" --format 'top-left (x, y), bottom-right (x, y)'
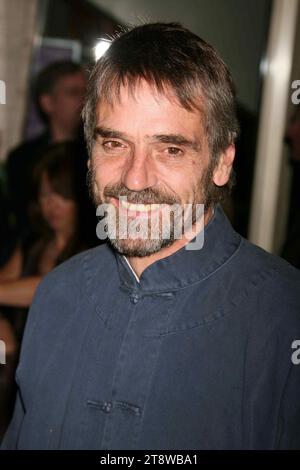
top-left (166, 147), bottom-right (183, 156)
top-left (103, 140), bottom-right (124, 149)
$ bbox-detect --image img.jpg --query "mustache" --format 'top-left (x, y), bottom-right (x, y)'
top-left (103, 184), bottom-right (180, 205)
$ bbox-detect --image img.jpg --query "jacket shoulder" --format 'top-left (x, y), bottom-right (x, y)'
top-left (16, 244), bottom-right (115, 380)
top-left (237, 237), bottom-right (300, 329)
top-left (239, 237), bottom-right (300, 285)
top-left (22, 243), bottom-right (115, 338)
top-left (37, 243), bottom-right (114, 295)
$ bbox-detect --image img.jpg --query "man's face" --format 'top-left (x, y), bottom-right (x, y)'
top-left (42, 72), bottom-right (86, 132)
top-left (89, 81), bottom-right (218, 256)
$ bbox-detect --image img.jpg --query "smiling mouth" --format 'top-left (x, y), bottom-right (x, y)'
top-left (119, 199), bottom-right (157, 212)
top-left (109, 197), bottom-right (164, 214)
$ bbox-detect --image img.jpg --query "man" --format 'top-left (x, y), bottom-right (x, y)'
top-left (5, 61), bottom-right (87, 244)
top-left (281, 104), bottom-right (300, 268)
top-left (2, 23), bottom-right (300, 450)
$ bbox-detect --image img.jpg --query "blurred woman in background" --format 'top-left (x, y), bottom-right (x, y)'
top-left (0, 141), bottom-right (95, 313)
top-left (0, 142), bottom-right (96, 437)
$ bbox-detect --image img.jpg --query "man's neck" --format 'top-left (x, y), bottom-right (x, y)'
top-left (126, 206), bottom-right (214, 279)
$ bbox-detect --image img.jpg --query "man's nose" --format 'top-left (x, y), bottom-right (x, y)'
top-left (121, 148), bottom-right (157, 191)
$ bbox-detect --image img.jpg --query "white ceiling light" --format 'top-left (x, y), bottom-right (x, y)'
top-left (94, 39), bottom-right (111, 61)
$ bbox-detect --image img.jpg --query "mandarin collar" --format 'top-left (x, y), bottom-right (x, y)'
top-left (114, 204), bottom-right (241, 293)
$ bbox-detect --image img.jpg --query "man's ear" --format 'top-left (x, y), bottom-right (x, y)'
top-left (87, 158), bottom-right (91, 170)
top-left (213, 144), bottom-right (235, 186)
top-left (39, 94), bottom-right (53, 116)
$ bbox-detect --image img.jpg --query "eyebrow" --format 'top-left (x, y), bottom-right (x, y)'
top-left (94, 126), bottom-right (201, 152)
top-left (152, 134), bottom-right (201, 152)
top-left (94, 126), bottom-right (126, 140)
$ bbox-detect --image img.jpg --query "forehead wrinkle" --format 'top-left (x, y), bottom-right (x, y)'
top-left (99, 77), bottom-right (191, 113)
top-left (95, 82), bottom-right (206, 152)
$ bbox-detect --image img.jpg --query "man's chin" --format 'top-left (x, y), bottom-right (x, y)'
top-left (108, 236), bottom-right (175, 258)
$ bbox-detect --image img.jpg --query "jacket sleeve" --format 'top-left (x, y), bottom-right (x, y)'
top-left (0, 390), bottom-right (25, 449)
top-left (0, 276), bottom-right (49, 449)
top-left (276, 359), bottom-right (300, 449)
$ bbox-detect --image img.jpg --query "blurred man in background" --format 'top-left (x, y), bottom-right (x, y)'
top-left (5, 61), bottom-right (87, 249)
top-left (281, 104), bottom-right (300, 268)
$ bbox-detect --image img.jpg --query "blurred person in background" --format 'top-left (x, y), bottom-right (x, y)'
top-left (281, 104), bottom-right (300, 268)
top-left (0, 182), bottom-right (17, 268)
top-left (0, 141), bottom-right (94, 317)
top-left (0, 142), bottom-right (95, 438)
top-left (4, 61), bottom-right (87, 254)
top-left (0, 311), bottom-right (17, 439)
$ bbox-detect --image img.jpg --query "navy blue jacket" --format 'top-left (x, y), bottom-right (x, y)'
top-left (2, 205), bottom-right (300, 449)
